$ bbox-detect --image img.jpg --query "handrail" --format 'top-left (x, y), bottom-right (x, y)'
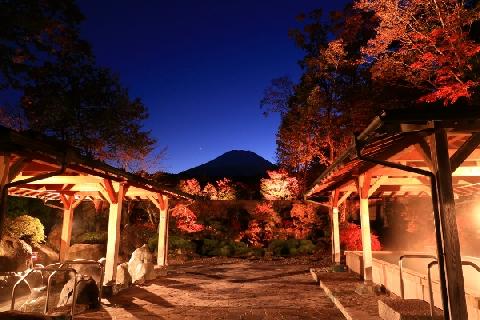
top-left (427, 261), bottom-right (439, 318)
top-left (59, 259), bottom-right (105, 303)
top-left (45, 259), bottom-right (105, 314)
top-left (10, 268), bottom-right (45, 309)
top-left (399, 254), bottom-right (437, 299)
top-left (11, 266), bottom-right (77, 319)
top-left (45, 267), bottom-right (78, 315)
top-left (427, 260), bottom-right (480, 318)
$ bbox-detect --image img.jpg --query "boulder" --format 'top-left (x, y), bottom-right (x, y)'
top-left (57, 274), bottom-right (99, 310)
top-left (66, 244), bottom-right (106, 261)
top-left (46, 223), bottom-right (62, 251)
top-left (75, 278), bottom-right (100, 309)
top-left (0, 235), bottom-right (32, 271)
top-left (57, 275), bottom-right (76, 307)
top-left (127, 245), bottom-right (155, 284)
top-left (116, 262), bottom-right (131, 288)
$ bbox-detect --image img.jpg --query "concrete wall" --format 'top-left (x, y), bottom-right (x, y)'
top-left (345, 251), bottom-right (480, 320)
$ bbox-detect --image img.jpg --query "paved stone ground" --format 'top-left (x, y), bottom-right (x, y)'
top-left (77, 260), bottom-right (346, 320)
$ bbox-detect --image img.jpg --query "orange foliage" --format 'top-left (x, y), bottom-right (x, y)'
top-left (260, 169), bottom-right (299, 200)
top-left (355, 0), bottom-right (480, 105)
top-left (170, 204), bottom-right (204, 233)
top-left (289, 202), bottom-right (319, 239)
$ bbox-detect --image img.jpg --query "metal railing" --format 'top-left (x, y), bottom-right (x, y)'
top-left (399, 254), bottom-right (437, 299)
top-left (9, 259), bottom-right (105, 319)
top-left (11, 266), bottom-right (78, 318)
top-left (58, 259), bottom-right (105, 304)
top-left (427, 260), bottom-right (480, 318)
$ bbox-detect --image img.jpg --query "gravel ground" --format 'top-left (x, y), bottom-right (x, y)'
top-left (76, 256), bottom-right (345, 320)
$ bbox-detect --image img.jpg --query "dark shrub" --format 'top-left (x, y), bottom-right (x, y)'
top-left (74, 231), bottom-right (108, 244)
top-left (268, 239), bottom-right (316, 256)
top-left (148, 235), bottom-right (196, 253)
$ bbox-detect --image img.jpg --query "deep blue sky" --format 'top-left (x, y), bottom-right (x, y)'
top-left (79, 1), bottom-right (349, 173)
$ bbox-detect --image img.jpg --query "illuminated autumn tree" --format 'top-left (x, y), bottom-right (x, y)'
top-left (245, 202), bottom-right (282, 247)
top-left (203, 183), bottom-right (218, 200)
top-left (260, 169), bottom-right (299, 200)
top-left (216, 178), bottom-right (236, 200)
top-left (178, 179), bottom-right (202, 196)
top-left (289, 202), bottom-right (319, 239)
top-left (170, 203), bottom-right (204, 233)
top-left (355, 0), bottom-right (480, 105)
top-left (340, 222), bottom-right (381, 251)
top-left (263, 8), bottom-right (380, 191)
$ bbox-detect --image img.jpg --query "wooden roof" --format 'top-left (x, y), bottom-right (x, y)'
top-left (0, 126), bottom-right (190, 203)
top-left (305, 107), bottom-right (480, 200)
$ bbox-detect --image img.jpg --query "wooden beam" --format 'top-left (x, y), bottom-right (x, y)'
top-left (11, 175), bottom-right (103, 185)
top-left (414, 139), bottom-right (433, 171)
top-left (372, 166), bottom-right (480, 177)
top-left (71, 196), bottom-right (85, 209)
top-left (368, 176), bottom-right (389, 197)
top-left (337, 191), bottom-right (352, 206)
top-left (430, 126), bottom-right (468, 319)
top-left (8, 157), bottom-right (27, 182)
top-left (102, 179), bottom-right (117, 204)
top-left (450, 133), bottom-right (480, 172)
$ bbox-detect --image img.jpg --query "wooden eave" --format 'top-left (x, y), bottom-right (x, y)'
top-left (305, 107), bottom-right (480, 200)
top-left (0, 126), bottom-right (190, 202)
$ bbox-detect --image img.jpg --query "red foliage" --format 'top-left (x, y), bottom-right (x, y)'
top-left (356, 0), bottom-right (480, 106)
top-left (288, 202), bottom-right (319, 239)
top-left (170, 204), bottom-right (204, 233)
top-left (245, 202), bottom-right (281, 247)
top-left (340, 223), bottom-right (381, 251)
top-left (178, 179), bottom-right (201, 196)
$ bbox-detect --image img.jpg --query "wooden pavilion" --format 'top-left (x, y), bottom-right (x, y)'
top-left (305, 107), bottom-right (480, 320)
top-left (0, 126), bottom-right (189, 285)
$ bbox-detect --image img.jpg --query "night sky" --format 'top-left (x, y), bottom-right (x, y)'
top-left (79, 1), bottom-right (350, 173)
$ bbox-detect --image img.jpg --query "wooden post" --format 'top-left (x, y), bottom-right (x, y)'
top-left (430, 126), bottom-right (468, 319)
top-left (332, 207), bottom-right (341, 264)
top-left (357, 174), bottom-right (373, 283)
top-left (59, 195), bottom-right (84, 262)
top-left (331, 190), bottom-right (340, 264)
top-left (0, 156), bottom-right (10, 238)
top-left (104, 183), bottom-right (126, 285)
top-left (59, 196), bottom-right (74, 261)
top-left (157, 194), bottom-right (169, 266)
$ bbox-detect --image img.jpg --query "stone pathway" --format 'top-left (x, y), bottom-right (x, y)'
top-left (77, 260), bottom-right (346, 320)
top-left (317, 272), bottom-right (383, 320)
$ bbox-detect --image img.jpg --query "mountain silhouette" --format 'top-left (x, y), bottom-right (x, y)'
top-left (178, 150), bottom-right (276, 181)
